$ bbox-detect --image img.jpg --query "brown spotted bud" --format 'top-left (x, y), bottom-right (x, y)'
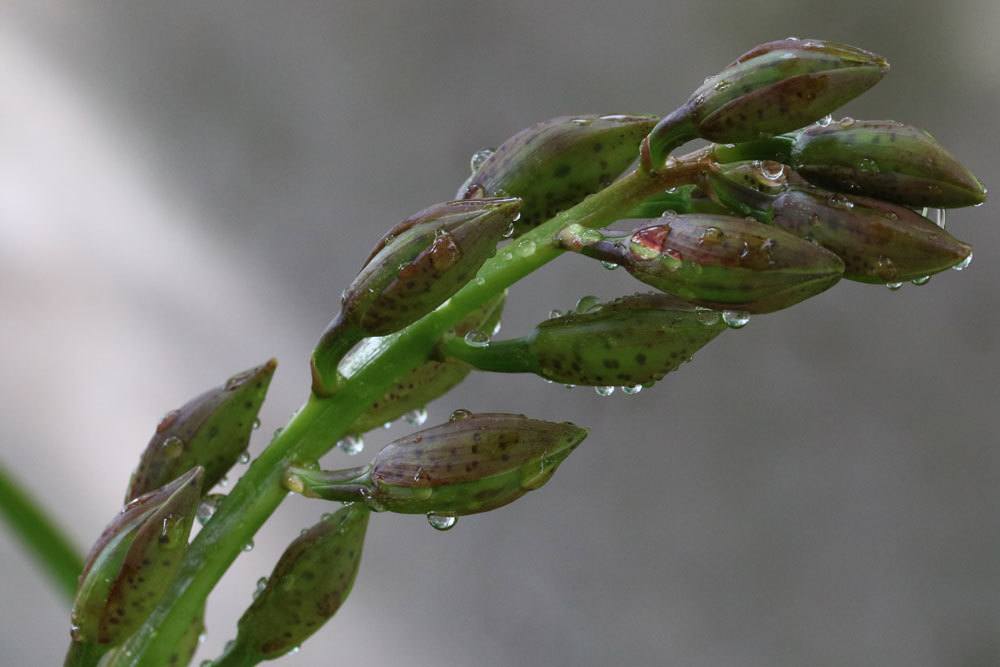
top-left (125, 360), bottom-right (275, 502)
top-left (458, 114), bottom-right (657, 235)
top-left (223, 504), bottom-right (369, 662)
top-left (71, 468), bottom-right (203, 647)
top-left (286, 414), bottom-right (586, 522)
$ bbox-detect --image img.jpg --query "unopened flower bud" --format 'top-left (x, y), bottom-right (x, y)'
top-left (459, 114), bottom-right (657, 235)
top-left (125, 360), bottom-right (276, 502)
top-left (72, 468), bottom-right (203, 646)
top-left (226, 504), bottom-right (369, 662)
top-left (287, 414), bottom-right (586, 517)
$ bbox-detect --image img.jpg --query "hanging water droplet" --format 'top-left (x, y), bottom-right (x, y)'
top-left (695, 308), bottom-right (720, 326)
top-left (218, 475), bottom-right (229, 488)
top-left (253, 576), bottom-right (268, 600)
top-left (404, 407), bottom-right (429, 426)
top-left (289, 646), bottom-right (301, 655)
top-left (885, 282), bottom-right (904, 290)
top-left (953, 252), bottom-right (973, 271)
top-left (464, 330), bottom-right (489, 347)
top-left (242, 541), bottom-right (254, 552)
top-left (621, 384), bottom-right (643, 395)
top-left (252, 417), bottom-right (261, 430)
top-left (935, 208), bottom-right (947, 229)
top-left (594, 386), bottom-right (615, 397)
top-left (70, 624), bottom-right (81, 642)
top-left (502, 221), bottom-right (515, 238)
top-left (816, 114), bottom-right (833, 127)
top-left (449, 408), bottom-right (472, 422)
top-left (516, 239), bottom-right (536, 257)
top-left (548, 308), bottom-right (564, 319)
top-left (838, 116), bottom-right (856, 128)
top-left (469, 148), bottom-right (494, 173)
top-left (238, 450), bottom-right (251, 465)
top-left (198, 632), bottom-right (207, 645)
top-left (196, 494), bottom-right (224, 526)
top-left (337, 435), bottom-right (364, 455)
top-left (722, 311), bottom-right (751, 329)
top-left (760, 161), bottom-right (784, 181)
top-left (600, 260), bottom-right (619, 271)
top-left (911, 275), bottom-right (931, 286)
top-left (383, 421), bottom-right (393, 430)
top-left (160, 435), bottom-right (184, 459)
top-left (427, 513), bottom-right (458, 531)
top-left (574, 295), bottom-right (601, 313)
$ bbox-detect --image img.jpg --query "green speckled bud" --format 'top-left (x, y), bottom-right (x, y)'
top-left (71, 468), bottom-right (203, 647)
top-left (787, 120), bottom-right (987, 208)
top-left (770, 188), bottom-right (973, 283)
top-left (287, 413), bottom-right (586, 517)
top-left (569, 215), bottom-right (844, 313)
top-left (125, 360), bottom-right (275, 502)
top-left (644, 38), bottom-right (887, 169)
top-left (458, 114), bottom-right (657, 235)
top-left (344, 293), bottom-right (506, 435)
top-left (227, 504), bottom-right (369, 662)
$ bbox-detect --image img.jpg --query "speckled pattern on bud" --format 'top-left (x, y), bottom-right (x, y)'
top-left (124, 360), bottom-right (275, 502)
top-left (644, 38), bottom-right (888, 169)
top-left (230, 504), bottom-right (369, 661)
top-left (71, 468), bottom-right (203, 647)
top-left (458, 114), bottom-right (657, 235)
top-left (573, 215), bottom-right (844, 313)
top-left (287, 413), bottom-right (586, 517)
top-left (787, 120), bottom-right (987, 208)
top-left (771, 188), bottom-right (973, 283)
top-left (344, 293), bottom-right (505, 435)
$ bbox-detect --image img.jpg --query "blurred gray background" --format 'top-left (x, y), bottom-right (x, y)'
top-left (1, 2), bottom-right (997, 665)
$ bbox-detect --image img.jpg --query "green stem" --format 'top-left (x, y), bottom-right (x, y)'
top-left (119, 152), bottom-right (711, 666)
top-left (0, 461), bottom-right (83, 600)
top-left (440, 336), bottom-right (537, 374)
top-left (63, 640), bottom-right (109, 667)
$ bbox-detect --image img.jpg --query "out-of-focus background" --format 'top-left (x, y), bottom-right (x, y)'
top-left (1, 2), bottom-right (997, 665)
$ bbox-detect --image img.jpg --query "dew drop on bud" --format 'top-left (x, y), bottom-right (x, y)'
top-left (196, 494), bottom-right (224, 526)
top-left (516, 239), bottom-right (536, 257)
top-left (253, 576), bottom-right (268, 600)
top-left (238, 450), bottom-right (251, 465)
top-left (953, 252), bottom-right (973, 271)
top-left (912, 275), bottom-right (931, 286)
top-left (838, 116), bottom-right (856, 128)
top-left (594, 386), bottom-right (615, 397)
top-left (600, 260), bottom-right (619, 271)
top-left (548, 308), bottom-right (564, 319)
top-left (242, 541), bottom-right (254, 552)
top-left (449, 408), bottom-right (472, 422)
top-left (383, 421), bottom-right (393, 430)
top-left (218, 475), bottom-right (229, 488)
top-left (492, 320), bottom-right (502, 336)
top-left (695, 308), bottom-right (720, 326)
top-left (464, 330), bottom-right (490, 347)
top-left (427, 513), bottom-right (458, 531)
top-left (760, 161), bottom-right (784, 181)
top-left (502, 222), bottom-right (515, 238)
top-left (816, 114), bottom-right (833, 127)
top-left (252, 417), bottom-right (261, 430)
top-left (885, 282), bottom-right (904, 291)
top-left (469, 148), bottom-right (494, 173)
top-left (722, 311), bottom-right (751, 329)
top-left (160, 436), bottom-right (184, 459)
top-left (337, 435), bottom-right (364, 455)
top-left (621, 384), bottom-right (643, 395)
top-left (574, 295), bottom-right (601, 313)
top-left (713, 79), bottom-right (731, 91)
top-left (404, 407), bottom-right (429, 426)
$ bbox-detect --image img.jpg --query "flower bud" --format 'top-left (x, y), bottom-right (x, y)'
top-left (770, 188), bottom-right (973, 283)
top-left (287, 414), bottom-right (586, 517)
top-left (345, 293), bottom-right (505, 435)
top-left (570, 215), bottom-right (844, 313)
top-left (458, 114), bottom-right (657, 235)
top-left (643, 38), bottom-right (887, 168)
top-left (228, 504), bottom-right (369, 661)
top-left (125, 360), bottom-right (275, 502)
top-left (787, 120), bottom-right (987, 207)
top-left (72, 468), bottom-right (203, 646)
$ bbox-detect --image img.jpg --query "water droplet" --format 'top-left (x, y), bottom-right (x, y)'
top-left (449, 408), bottom-right (472, 422)
top-left (621, 384), bottom-right (643, 395)
top-left (574, 295), bottom-right (601, 313)
top-left (502, 251), bottom-right (514, 261)
top-left (427, 513), bottom-right (458, 530)
top-left (857, 158), bottom-right (879, 173)
top-left (713, 79), bottom-right (731, 91)
top-left (760, 161), bottom-right (784, 181)
top-left (242, 541), bottom-right (254, 552)
top-left (600, 260), bottom-right (619, 271)
top-left (469, 148), bottom-right (494, 173)
top-left (491, 320), bottom-right (502, 336)
top-left (911, 275), bottom-right (931, 286)
top-left (289, 646), bottom-right (300, 655)
top-left (359, 487), bottom-right (387, 512)
top-left (838, 116), bottom-right (856, 128)
top-left (935, 208), bottom-right (947, 229)
top-left (570, 117), bottom-right (592, 126)
top-left (695, 308), bottom-right (720, 326)
top-left (827, 193), bottom-right (854, 210)
top-left (253, 577), bottom-right (268, 600)
top-left (238, 450), bottom-right (251, 465)
top-left (464, 330), bottom-right (489, 347)
top-left (218, 475), bottom-right (229, 488)
top-left (516, 239), bottom-right (536, 257)
top-left (196, 494), bottom-right (224, 525)
top-left (722, 311), bottom-right (751, 329)
top-left (594, 386), bottom-right (615, 397)
top-left (252, 417), bottom-right (261, 430)
top-left (816, 114), bottom-right (833, 127)
top-left (337, 435), bottom-right (364, 455)
top-left (953, 252), bottom-right (973, 271)
top-left (404, 407), bottom-right (429, 426)
top-left (563, 384), bottom-right (576, 390)
top-left (502, 222), bottom-right (515, 238)
top-left (160, 435), bottom-right (184, 459)
top-left (875, 256), bottom-right (899, 281)
top-left (198, 632), bottom-right (206, 644)
top-left (885, 282), bottom-right (904, 290)
top-left (383, 421), bottom-right (393, 430)
top-left (664, 156), bottom-right (678, 169)
top-left (548, 308), bottom-right (564, 319)
top-left (698, 226), bottom-right (724, 245)
top-left (70, 624), bottom-right (81, 642)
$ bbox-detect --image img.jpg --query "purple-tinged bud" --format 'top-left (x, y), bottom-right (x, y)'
top-left (286, 414), bottom-right (586, 518)
top-left (125, 360), bottom-right (275, 502)
top-left (459, 114), bottom-right (657, 235)
top-left (71, 468), bottom-right (203, 647)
